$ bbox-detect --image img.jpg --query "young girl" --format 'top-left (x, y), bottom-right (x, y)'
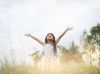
top-left (25, 27), bottom-right (72, 67)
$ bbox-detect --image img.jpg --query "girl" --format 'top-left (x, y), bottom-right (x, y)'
top-left (25, 27), bottom-right (72, 66)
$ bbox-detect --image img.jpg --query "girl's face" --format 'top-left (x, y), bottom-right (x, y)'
top-left (45, 33), bottom-right (55, 44)
top-left (47, 34), bottom-right (54, 41)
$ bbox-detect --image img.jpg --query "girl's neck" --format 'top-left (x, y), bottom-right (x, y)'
top-left (47, 40), bottom-right (53, 44)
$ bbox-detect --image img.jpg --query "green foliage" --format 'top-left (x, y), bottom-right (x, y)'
top-left (80, 23), bottom-right (100, 65)
top-left (81, 23), bottom-right (100, 51)
top-left (90, 23), bottom-right (100, 46)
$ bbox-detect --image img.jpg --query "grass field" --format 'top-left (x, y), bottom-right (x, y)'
top-left (0, 58), bottom-right (100, 74)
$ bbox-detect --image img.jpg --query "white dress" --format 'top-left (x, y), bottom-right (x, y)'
top-left (39, 43), bottom-right (59, 70)
top-left (43, 44), bottom-right (55, 59)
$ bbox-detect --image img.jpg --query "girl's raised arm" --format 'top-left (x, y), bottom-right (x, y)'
top-left (25, 33), bottom-right (44, 45)
top-left (56, 27), bottom-right (73, 44)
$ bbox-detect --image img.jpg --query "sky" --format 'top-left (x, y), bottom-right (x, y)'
top-left (0, 0), bottom-right (100, 64)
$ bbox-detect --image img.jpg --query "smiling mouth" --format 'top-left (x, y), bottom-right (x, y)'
top-left (47, 38), bottom-right (53, 41)
top-left (48, 38), bottom-right (52, 40)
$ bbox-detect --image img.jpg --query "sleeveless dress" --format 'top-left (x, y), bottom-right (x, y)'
top-left (43, 44), bottom-right (55, 59)
top-left (39, 43), bottom-right (59, 70)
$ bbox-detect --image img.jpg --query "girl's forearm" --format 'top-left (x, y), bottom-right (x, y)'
top-left (30, 35), bottom-right (44, 45)
top-left (25, 33), bottom-right (44, 45)
top-left (56, 27), bottom-right (72, 44)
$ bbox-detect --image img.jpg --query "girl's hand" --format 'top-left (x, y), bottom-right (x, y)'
top-left (66, 27), bottom-right (73, 30)
top-left (25, 33), bottom-right (31, 37)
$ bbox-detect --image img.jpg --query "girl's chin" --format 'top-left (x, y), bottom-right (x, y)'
top-left (47, 39), bottom-right (53, 41)
top-left (47, 40), bottom-right (53, 43)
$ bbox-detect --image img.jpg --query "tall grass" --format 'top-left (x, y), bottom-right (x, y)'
top-left (0, 57), bottom-right (100, 74)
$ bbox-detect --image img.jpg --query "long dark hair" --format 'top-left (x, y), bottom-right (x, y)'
top-left (45, 33), bottom-right (57, 56)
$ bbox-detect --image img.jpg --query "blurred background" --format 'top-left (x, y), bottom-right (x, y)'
top-left (0, 0), bottom-right (100, 65)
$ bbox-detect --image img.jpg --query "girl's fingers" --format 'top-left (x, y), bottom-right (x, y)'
top-left (67, 27), bottom-right (73, 30)
top-left (24, 34), bottom-right (28, 36)
top-left (24, 33), bottom-right (31, 37)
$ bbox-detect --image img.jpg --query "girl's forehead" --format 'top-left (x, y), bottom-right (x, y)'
top-left (48, 34), bottom-right (52, 35)
top-left (48, 33), bottom-right (53, 35)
